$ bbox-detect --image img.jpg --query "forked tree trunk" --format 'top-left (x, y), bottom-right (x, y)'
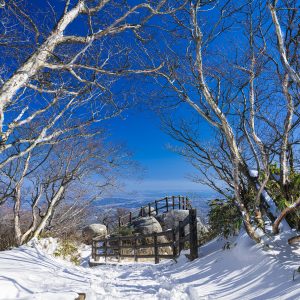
top-left (273, 196), bottom-right (300, 234)
top-left (32, 185), bottom-right (65, 239)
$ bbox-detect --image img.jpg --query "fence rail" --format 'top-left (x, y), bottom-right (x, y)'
top-left (92, 208), bottom-right (198, 264)
top-left (118, 195), bottom-right (191, 228)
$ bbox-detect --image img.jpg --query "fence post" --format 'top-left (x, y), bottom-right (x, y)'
top-left (189, 208), bottom-right (198, 260)
top-left (118, 217), bottom-right (121, 228)
top-left (129, 212), bottom-right (132, 225)
top-left (172, 229), bottom-right (177, 259)
top-left (148, 203), bottom-right (151, 216)
top-left (104, 238), bottom-right (107, 262)
top-left (134, 235), bottom-right (138, 262)
top-left (155, 200), bottom-right (158, 215)
top-left (141, 206), bottom-right (144, 217)
top-left (92, 240), bottom-right (95, 260)
top-left (178, 220), bottom-right (184, 253)
top-left (179, 196), bottom-right (181, 210)
top-left (118, 237), bottom-right (121, 263)
top-left (166, 197), bottom-right (169, 212)
top-left (172, 196), bottom-right (175, 209)
top-left (154, 232), bottom-right (159, 264)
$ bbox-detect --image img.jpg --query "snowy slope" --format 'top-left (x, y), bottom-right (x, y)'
top-left (0, 232), bottom-right (299, 300)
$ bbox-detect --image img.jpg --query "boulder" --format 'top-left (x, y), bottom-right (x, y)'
top-left (82, 224), bottom-right (107, 244)
top-left (131, 216), bottom-right (170, 250)
top-left (156, 210), bottom-right (208, 242)
top-left (131, 216), bottom-right (162, 235)
top-left (156, 209), bottom-right (190, 231)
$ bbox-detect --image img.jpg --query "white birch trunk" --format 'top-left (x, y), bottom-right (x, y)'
top-left (32, 185), bottom-right (65, 239)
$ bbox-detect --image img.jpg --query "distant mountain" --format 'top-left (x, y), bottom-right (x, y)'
top-left (91, 191), bottom-right (218, 222)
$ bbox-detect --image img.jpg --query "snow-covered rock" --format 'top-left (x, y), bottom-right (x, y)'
top-left (131, 216), bottom-right (162, 235)
top-left (249, 169), bottom-right (259, 178)
top-left (82, 224), bottom-right (107, 244)
top-left (156, 210), bottom-right (208, 241)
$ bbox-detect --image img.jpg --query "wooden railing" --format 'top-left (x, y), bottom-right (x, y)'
top-left (91, 208), bottom-right (198, 264)
top-left (118, 195), bottom-right (191, 228)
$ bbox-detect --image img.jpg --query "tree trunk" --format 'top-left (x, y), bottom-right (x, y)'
top-left (0, 2), bottom-right (83, 134)
top-left (233, 157), bottom-right (261, 243)
top-left (288, 235), bottom-right (300, 245)
top-left (13, 185), bottom-right (22, 246)
top-left (273, 196), bottom-right (300, 234)
top-left (32, 185), bottom-right (65, 239)
top-left (269, 3), bottom-right (300, 87)
top-left (254, 208), bottom-right (264, 229)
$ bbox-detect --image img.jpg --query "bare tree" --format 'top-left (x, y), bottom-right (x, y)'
top-left (0, 133), bottom-right (133, 245)
top-left (0, 0), bottom-right (185, 184)
top-left (151, 0), bottom-right (299, 242)
top-left (268, 0), bottom-right (300, 86)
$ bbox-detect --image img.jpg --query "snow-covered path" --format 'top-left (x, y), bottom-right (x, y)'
top-left (0, 232), bottom-right (300, 300)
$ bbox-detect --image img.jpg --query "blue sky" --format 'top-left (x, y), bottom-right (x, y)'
top-left (106, 106), bottom-right (211, 195)
top-left (26, 0), bottom-right (215, 197)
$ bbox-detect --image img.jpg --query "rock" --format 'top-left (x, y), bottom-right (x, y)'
top-left (132, 216), bottom-right (162, 235)
top-left (82, 224), bottom-right (107, 244)
top-left (131, 216), bottom-right (170, 250)
top-left (157, 209), bottom-right (190, 231)
top-left (156, 210), bottom-right (208, 242)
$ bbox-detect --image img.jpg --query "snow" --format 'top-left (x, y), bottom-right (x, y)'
top-left (0, 232), bottom-right (300, 300)
top-left (249, 169), bottom-right (258, 178)
top-left (249, 168), bottom-right (290, 232)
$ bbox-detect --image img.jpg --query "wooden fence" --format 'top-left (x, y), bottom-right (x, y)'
top-left (118, 195), bottom-right (191, 228)
top-left (92, 208), bottom-right (198, 264)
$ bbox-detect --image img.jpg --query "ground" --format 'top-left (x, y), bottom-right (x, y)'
top-left (0, 231), bottom-right (299, 300)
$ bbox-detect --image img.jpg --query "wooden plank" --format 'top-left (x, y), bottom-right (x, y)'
top-left (181, 215), bottom-right (190, 227)
top-left (117, 241), bottom-right (173, 249)
top-left (136, 254), bottom-right (156, 258)
top-left (135, 244), bottom-right (154, 249)
top-left (95, 254), bottom-right (119, 257)
top-left (118, 245), bottom-right (134, 249)
top-left (156, 242), bottom-right (174, 247)
top-left (157, 255), bottom-right (175, 259)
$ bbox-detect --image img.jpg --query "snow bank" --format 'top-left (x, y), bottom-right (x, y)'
top-left (0, 232), bottom-right (299, 299)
